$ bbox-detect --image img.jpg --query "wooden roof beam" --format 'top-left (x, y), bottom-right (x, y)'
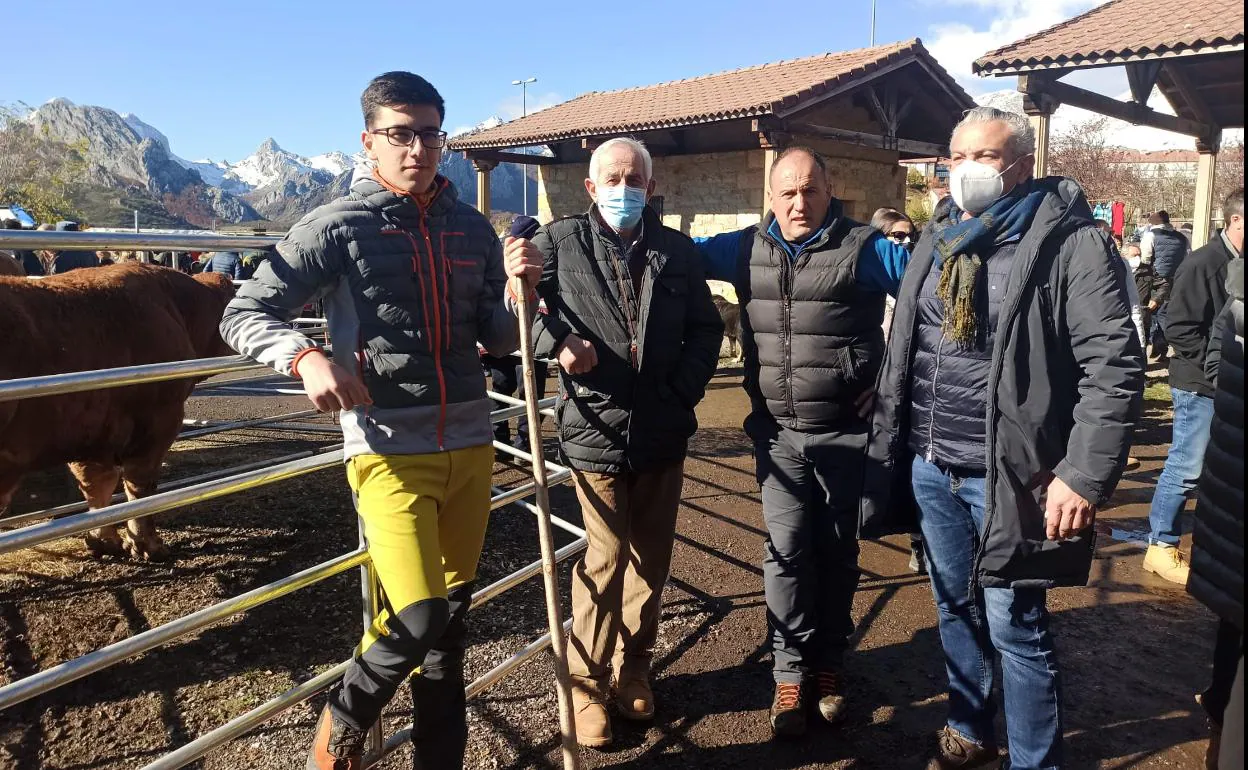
top-left (1019, 74), bottom-right (1215, 138)
top-left (1162, 62), bottom-right (1218, 126)
top-left (785, 120), bottom-right (947, 157)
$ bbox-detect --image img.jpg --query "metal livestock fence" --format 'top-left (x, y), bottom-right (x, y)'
top-left (0, 231), bottom-right (579, 768)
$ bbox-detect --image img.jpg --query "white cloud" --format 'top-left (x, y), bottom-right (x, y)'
top-left (496, 90), bottom-right (563, 121)
top-left (924, 0), bottom-right (1104, 93)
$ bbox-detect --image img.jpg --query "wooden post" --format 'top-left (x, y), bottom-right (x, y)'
top-left (762, 147), bottom-right (777, 218)
top-left (1029, 112), bottom-right (1051, 179)
top-left (1192, 131), bottom-right (1221, 248)
top-left (472, 158), bottom-right (497, 217)
top-left (511, 276), bottom-right (582, 770)
top-left (1020, 77), bottom-right (1058, 180)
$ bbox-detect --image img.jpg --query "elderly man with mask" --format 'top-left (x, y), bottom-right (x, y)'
top-left (693, 146), bottom-right (911, 738)
top-left (861, 106), bottom-right (1144, 769)
top-left (530, 137), bottom-right (723, 748)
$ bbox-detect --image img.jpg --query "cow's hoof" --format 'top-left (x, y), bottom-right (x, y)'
top-left (84, 533), bottom-right (127, 559)
top-left (124, 535), bottom-right (172, 562)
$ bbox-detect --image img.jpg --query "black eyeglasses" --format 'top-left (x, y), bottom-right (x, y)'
top-left (370, 126), bottom-right (448, 150)
top-left (887, 231), bottom-right (913, 242)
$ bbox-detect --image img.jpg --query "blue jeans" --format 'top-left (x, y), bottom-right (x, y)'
top-left (1147, 388), bottom-right (1215, 546)
top-left (912, 456), bottom-right (1063, 770)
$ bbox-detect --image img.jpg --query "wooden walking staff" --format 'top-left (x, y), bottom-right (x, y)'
top-left (509, 228), bottom-right (582, 770)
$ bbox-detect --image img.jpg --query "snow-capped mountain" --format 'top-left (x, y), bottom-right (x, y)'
top-left (975, 88), bottom-right (1245, 150)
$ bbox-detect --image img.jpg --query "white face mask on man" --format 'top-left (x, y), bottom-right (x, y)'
top-left (949, 157), bottom-right (1025, 215)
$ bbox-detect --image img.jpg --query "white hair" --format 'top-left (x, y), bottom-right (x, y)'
top-left (951, 106), bottom-right (1036, 160)
top-left (588, 137), bottom-right (652, 183)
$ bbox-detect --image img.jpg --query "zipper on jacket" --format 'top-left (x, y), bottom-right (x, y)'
top-left (780, 252), bottom-right (796, 419)
top-left (925, 336), bottom-right (945, 463)
top-left (972, 208), bottom-right (1067, 585)
top-left (416, 215), bottom-right (448, 450)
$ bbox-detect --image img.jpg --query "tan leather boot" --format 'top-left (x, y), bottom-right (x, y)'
top-left (616, 676), bottom-right (655, 721)
top-left (1143, 543), bottom-right (1191, 585)
top-left (571, 684), bottom-right (612, 748)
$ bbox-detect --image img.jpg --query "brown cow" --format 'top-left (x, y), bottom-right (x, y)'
top-left (0, 253), bottom-right (23, 277)
top-left (0, 264), bottom-right (235, 560)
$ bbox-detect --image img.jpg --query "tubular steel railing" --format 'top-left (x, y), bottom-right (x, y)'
top-left (0, 344), bottom-right (576, 766)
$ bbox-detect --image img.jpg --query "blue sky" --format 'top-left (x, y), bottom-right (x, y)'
top-left (10, 0), bottom-right (1114, 162)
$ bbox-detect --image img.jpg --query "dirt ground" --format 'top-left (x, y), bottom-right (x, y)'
top-left (0, 366), bottom-right (1220, 770)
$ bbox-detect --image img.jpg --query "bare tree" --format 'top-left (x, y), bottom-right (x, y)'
top-left (1048, 117), bottom-right (1138, 203)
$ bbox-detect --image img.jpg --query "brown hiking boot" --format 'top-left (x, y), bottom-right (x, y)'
top-left (306, 704), bottom-right (367, 770)
top-left (770, 682), bottom-right (807, 738)
top-left (814, 670), bottom-right (848, 724)
top-left (572, 685), bottom-right (612, 748)
top-left (925, 726), bottom-right (1000, 769)
top-left (616, 677), bottom-right (655, 721)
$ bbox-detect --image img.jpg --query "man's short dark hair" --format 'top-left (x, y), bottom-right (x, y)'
top-left (1, 218), bottom-right (21, 230)
top-left (1149, 209), bottom-right (1171, 226)
top-left (1094, 218), bottom-right (1110, 230)
top-left (361, 71), bottom-right (445, 128)
top-left (770, 146), bottom-right (828, 181)
top-left (1224, 187), bottom-right (1245, 220)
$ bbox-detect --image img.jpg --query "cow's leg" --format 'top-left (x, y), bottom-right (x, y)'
top-left (119, 457), bottom-right (170, 562)
top-left (67, 461), bottom-right (127, 558)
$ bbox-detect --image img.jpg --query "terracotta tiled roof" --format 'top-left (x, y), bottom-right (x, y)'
top-left (974, 0), bottom-right (1245, 75)
top-left (452, 39), bottom-right (972, 150)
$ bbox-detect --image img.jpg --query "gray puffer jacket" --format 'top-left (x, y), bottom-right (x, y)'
top-left (861, 178), bottom-right (1145, 588)
top-left (221, 174), bottom-right (523, 459)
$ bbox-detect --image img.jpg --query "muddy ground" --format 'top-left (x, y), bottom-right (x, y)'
top-left (0, 366), bottom-right (1219, 769)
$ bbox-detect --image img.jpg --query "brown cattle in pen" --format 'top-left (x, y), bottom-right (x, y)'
top-left (0, 263), bottom-right (235, 560)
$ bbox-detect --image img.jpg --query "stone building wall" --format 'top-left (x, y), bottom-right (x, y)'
top-left (535, 141), bottom-right (905, 236)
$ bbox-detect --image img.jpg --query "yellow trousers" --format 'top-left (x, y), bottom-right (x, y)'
top-left (346, 445), bottom-right (494, 654)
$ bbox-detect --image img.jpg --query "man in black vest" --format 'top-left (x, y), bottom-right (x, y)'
top-left (1141, 209), bottom-right (1189, 361)
top-left (694, 146), bottom-right (911, 738)
top-left (530, 137), bottom-right (723, 748)
top-left (861, 106), bottom-right (1144, 769)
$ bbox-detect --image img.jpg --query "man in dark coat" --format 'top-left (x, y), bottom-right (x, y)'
top-left (1144, 188), bottom-right (1242, 584)
top-left (530, 137), bottom-right (722, 748)
top-left (46, 221), bottom-right (100, 274)
top-left (861, 106), bottom-right (1144, 769)
top-left (1187, 190), bottom-right (1244, 769)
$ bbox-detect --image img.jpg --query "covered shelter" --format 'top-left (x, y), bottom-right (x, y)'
top-left (973, 0), bottom-right (1245, 246)
top-left (451, 39), bottom-right (975, 235)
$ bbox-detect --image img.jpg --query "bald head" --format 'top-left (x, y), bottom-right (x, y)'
top-left (769, 147), bottom-right (832, 242)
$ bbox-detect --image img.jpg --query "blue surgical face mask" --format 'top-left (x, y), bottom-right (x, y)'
top-left (596, 184), bottom-right (647, 230)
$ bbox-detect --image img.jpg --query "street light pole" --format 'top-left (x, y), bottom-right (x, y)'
top-left (512, 77), bottom-right (537, 216)
top-left (870, 0), bottom-right (877, 46)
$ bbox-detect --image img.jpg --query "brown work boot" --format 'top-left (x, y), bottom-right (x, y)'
top-left (572, 684), bottom-right (612, 748)
top-left (616, 676), bottom-right (655, 721)
top-left (770, 681), bottom-right (807, 738)
top-left (925, 726), bottom-right (1000, 769)
top-left (306, 704), bottom-right (366, 770)
top-left (814, 670), bottom-right (848, 724)
top-left (1143, 543), bottom-right (1191, 585)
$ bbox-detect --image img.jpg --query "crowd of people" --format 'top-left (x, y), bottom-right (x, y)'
top-left (4, 68), bottom-right (1241, 770)
top-left (0, 216), bottom-right (268, 279)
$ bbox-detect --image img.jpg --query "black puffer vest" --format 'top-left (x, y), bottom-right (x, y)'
top-left (908, 241), bottom-right (1019, 469)
top-left (1151, 227), bottom-right (1187, 278)
top-left (738, 200), bottom-right (884, 432)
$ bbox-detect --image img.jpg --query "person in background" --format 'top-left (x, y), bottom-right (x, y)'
top-left (482, 216), bottom-right (548, 453)
top-left (204, 250), bottom-right (247, 280)
top-left (46, 221), bottom-right (100, 274)
top-left (862, 106), bottom-right (1143, 770)
top-left (1140, 210), bottom-right (1188, 362)
top-left (1, 218), bottom-right (43, 276)
top-left (927, 177), bottom-right (950, 215)
top-left (694, 146), bottom-right (911, 739)
top-left (1188, 232), bottom-right (1243, 769)
top-left (1143, 188), bottom-right (1243, 584)
top-left (1180, 221), bottom-right (1195, 248)
top-left (869, 206), bottom-right (926, 573)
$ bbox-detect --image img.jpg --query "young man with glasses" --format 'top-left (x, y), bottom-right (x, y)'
top-left (221, 71), bottom-right (541, 770)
